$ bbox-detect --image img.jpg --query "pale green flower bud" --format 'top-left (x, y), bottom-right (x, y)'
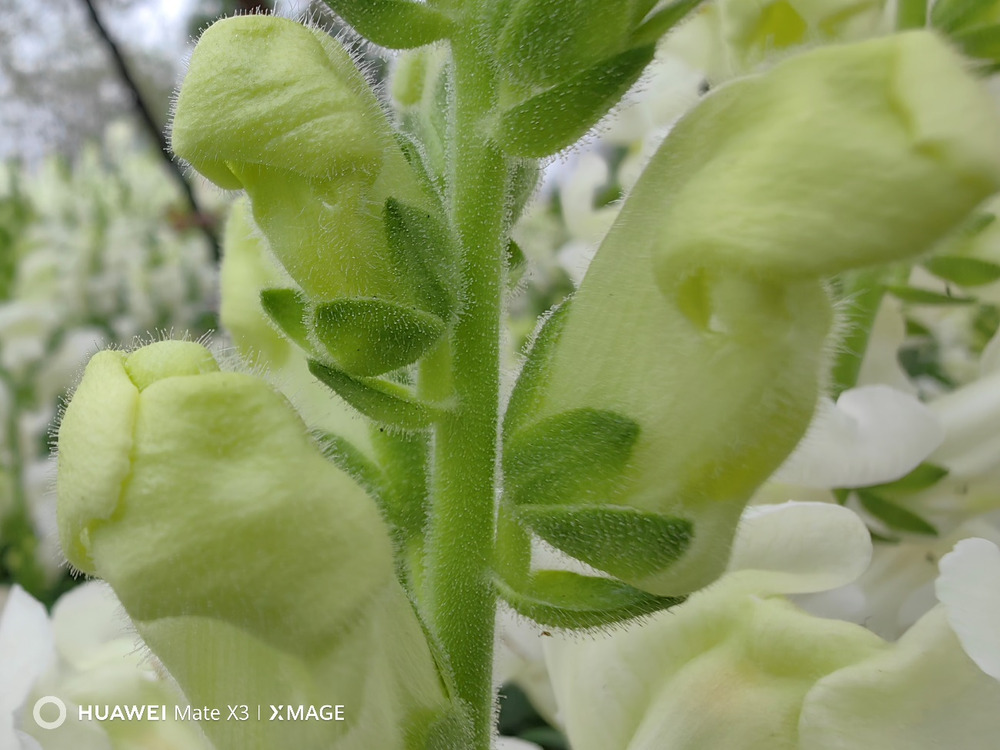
top-left (504, 31), bottom-right (1000, 599)
top-left (672, 0), bottom-right (887, 82)
top-left (173, 16), bottom-right (452, 376)
top-left (653, 30), bottom-right (1000, 283)
top-left (172, 16), bottom-right (427, 304)
top-left (56, 341), bottom-right (449, 749)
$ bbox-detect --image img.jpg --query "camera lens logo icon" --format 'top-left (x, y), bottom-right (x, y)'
top-left (33, 696), bottom-right (67, 730)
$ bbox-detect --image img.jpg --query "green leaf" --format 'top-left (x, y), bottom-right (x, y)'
top-left (516, 505), bottom-right (693, 581)
top-left (857, 490), bottom-right (938, 536)
top-left (504, 300), bottom-right (573, 436)
top-left (867, 462), bottom-right (949, 494)
top-left (313, 298), bottom-right (446, 376)
top-left (393, 132), bottom-right (440, 198)
top-left (931, 0), bottom-right (997, 32)
top-left (309, 360), bottom-right (447, 430)
top-left (259, 288), bottom-right (311, 351)
top-left (885, 285), bottom-right (976, 305)
top-left (494, 570), bottom-right (683, 629)
top-left (505, 240), bottom-right (527, 287)
top-left (314, 431), bottom-right (386, 498)
top-left (505, 159), bottom-right (541, 229)
top-left (897, 0), bottom-right (928, 29)
top-left (370, 428), bottom-right (431, 546)
top-left (322, 0), bottom-right (453, 48)
top-left (383, 198), bottom-right (455, 320)
top-left (504, 408), bottom-right (640, 507)
top-left (631, 0), bottom-right (707, 47)
top-left (494, 45), bottom-right (656, 158)
top-left (952, 23), bottom-right (1000, 61)
top-left (923, 256), bottom-right (1000, 286)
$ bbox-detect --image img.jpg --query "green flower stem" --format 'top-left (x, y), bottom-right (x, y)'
top-left (897, 0), bottom-right (927, 29)
top-left (423, 37), bottom-right (506, 748)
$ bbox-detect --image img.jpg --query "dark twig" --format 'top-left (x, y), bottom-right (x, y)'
top-left (78, 0), bottom-right (221, 261)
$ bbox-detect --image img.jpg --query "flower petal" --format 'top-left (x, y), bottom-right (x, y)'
top-left (727, 502), bottom-right (872, 594)
top-left (0, 587), bottom-right (54, 744)
top-left (935, 537), bottom-right (1000, 680)
top-left (773, 385), bottom-right (944, 488)
top-left (800, 607), bottom-right (1000, 749)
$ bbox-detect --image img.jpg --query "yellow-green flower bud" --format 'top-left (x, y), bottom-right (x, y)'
top-left (171, 16), bottom-right (430, 305)
top-left (56, 341), bottom-right (449, 749)
top-left (504, 31), bottom-right (1000, 598)
top-left (653, 30), bottom-right (1000, 284)
top-left (173, 16), bottom-right (451, 376)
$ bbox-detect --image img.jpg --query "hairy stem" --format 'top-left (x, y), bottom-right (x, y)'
top-left (424, 35), bottom-right (506, 748)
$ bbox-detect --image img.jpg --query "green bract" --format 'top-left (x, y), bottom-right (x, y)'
top-left (56, 341), bottom-right (450, 750)
top-left (172, 16), bottom-right (449, 376)
top-left (502, 30), bottom-right (1000, 598)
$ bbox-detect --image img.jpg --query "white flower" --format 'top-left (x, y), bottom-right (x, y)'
top-left (935, 537), bottom-right (1000, 681)
top-left (0, 583), bottom-right (212, 750)
top-left (0, 586), bottom-right (55, 750)
top-left (772, 385), bottom-right (944, 489)
top-left (544, 503), bottom-right (1000, 750)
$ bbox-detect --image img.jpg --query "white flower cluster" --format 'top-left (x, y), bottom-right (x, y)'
top-left (0, 121), bottom-right (218, 583)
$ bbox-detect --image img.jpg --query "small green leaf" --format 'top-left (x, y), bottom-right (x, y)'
top-left (505, 159), bottom-right (541, 229)
top-left (905, 317), bottom-right (933, 336)
top-left (931, 0), bottom-right (997, 32)
top-left (504, 301), bottom-right (573, 436)
top-left (393, 132), bottom-right (440, 198)
top-left (314, 431), bottom-right (386, 498)
top-left (923, 256), bottom-right (1000, 286)
top-left (309, 360), bottom-right (447, 430)
top-left (631, 0), bottom-right (707, 47)
top-left (322, 0), bottom-right (453, 48)
top-left (885, 285), bottom-right (976, 305)
top-left (383, 199), bottom-right (454, 320)
top-left (857, 490), bottom-right (938, 536)
top-left (897, 0), bottom-right (928, 29)
top-left (956, 211), bottom-right (996, 238)
top-left (259, 288), bottom-right (311, 351)
top-left (952, 22), bottom-right (1000, 61)
top-left (516, 505), bottom-right (693, 581)
top-left (869, 529), bottom-right (902, 544)
top-left (504, 408), bottom-right (640, 507)
top-left (505, 240), bottom-right (527, 286)
top-left (313, 298), bottom-right (446, 376)
top-left (494, 570), bottom-right (683, 629)
top-left (867, 462), bottom-right (949, 493)
top-left (494, 45), bottom-right (656, 157)
top-left (370, 429), bottom-right (431, 546)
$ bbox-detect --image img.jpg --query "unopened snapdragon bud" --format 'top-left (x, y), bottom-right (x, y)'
top-left (57, 341), bottom-right (450, 749)
top-left (503, 31), bottom-right (1000, 598)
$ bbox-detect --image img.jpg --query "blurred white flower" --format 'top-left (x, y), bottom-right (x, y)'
top-left (936, 537), bottom-right (1000, 681)
top-left (0, 583), bottom-right (212, 750)
top-left (544, 503), bottom-right (1000, 750)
